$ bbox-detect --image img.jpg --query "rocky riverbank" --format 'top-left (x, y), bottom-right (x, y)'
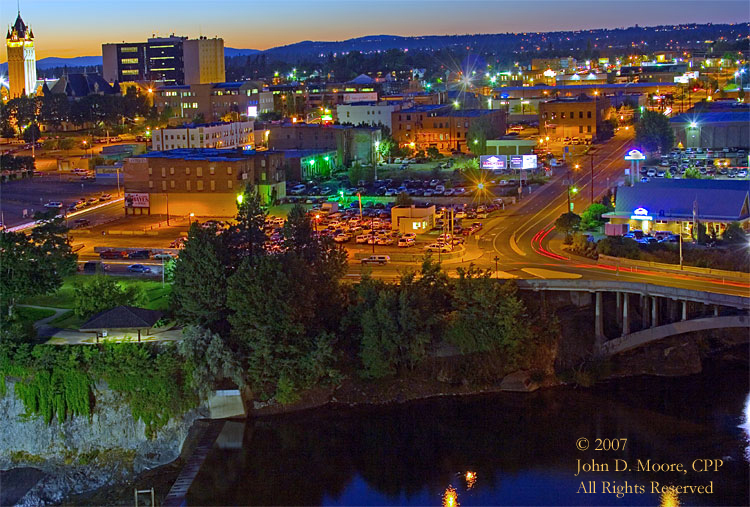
top-left (0, 380), bottom-right (207, 506)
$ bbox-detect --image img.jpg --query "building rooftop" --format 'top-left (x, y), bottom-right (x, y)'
top-left (612, 179), bottom-right (750, 221)
top-left (434, 109), bottom-right (503, 118)
top-left (281, 149), bottom-right (336, 158)
top-left (399, 104), bottom-right (453, 113)
top-left (493, 82), bottom-right (676, 95)
top-left (138, 148), bottom-right (261, 162)
top-left (79, 306), bottom-right (163, 331)
top-left (670, 111), bottom-right (750, 124)
top-left (157, 121), bottom-right (250, 130)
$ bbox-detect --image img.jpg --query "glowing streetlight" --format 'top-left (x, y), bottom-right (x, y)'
top-left (236, 194), bottom-right (244, 205)
top-left (453, 100), bottom-right (460, 108)
top-left (689, 121), bottom-right (698, 128)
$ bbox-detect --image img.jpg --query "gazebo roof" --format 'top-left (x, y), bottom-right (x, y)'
top-left (79, 306), bottom-right (163, 331)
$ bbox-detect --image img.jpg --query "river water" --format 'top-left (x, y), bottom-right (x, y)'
top-left (187, 358), bottom-right (749, 506)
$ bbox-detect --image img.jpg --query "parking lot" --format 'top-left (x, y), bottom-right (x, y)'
top-left (639, 147), bottom-right (749, 182)
top-left (0, 173), bottom-right (118, 227)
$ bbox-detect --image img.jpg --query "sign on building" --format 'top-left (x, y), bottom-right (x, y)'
top-left (125, 192), bottom-right (150, 208)
top-left (479, 155), bottom-right (507, 170)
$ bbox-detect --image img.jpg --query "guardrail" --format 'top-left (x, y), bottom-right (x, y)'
top-left (597, 254), bottom-right (750, 282)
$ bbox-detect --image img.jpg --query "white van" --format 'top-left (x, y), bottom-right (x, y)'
top-left (646, 168), bottom-right (657, 177)
top-left (361, 255), bottom-right (390, 265)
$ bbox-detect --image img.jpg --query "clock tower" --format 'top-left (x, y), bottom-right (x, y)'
top-left (6, 10), bottom-right (36, 98)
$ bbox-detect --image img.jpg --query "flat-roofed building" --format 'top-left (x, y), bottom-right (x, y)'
top-left (153, 81), bottom-right (269, 123)
top-left (151, 121), bottom-right (254, 151)
top-left (102, 35), bottom-right (225, 85)
top-left (336, 101), bottom-right (408, 130)
top-left (604, 179), bottom-right (750, 236)
top-left (123, 148), bottom-right (285, 216)
top-left (392, 106), bottom-right (506, 154)
top-left (391, 204), bottom-right (436, 234)
top-left (671, 111), bottom-right (750, 150)
top-left (539, 94), bottom-right (611, 140)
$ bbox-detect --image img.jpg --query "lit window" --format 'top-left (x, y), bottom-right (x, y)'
top-left (120, 58), bottom-right (139, 64)
top-left (196, 180), bottom-right (204, 191)
top-left (227, 180), bottom-right (233, 189)
top-left (210, 180), bottom-right (216, 191)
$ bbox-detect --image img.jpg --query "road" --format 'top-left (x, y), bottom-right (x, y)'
top-left (355, 130), bottom-right (750, 298)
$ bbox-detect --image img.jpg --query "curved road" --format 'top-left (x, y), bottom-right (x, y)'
top-left (356, 131), bottom-right (750, 298)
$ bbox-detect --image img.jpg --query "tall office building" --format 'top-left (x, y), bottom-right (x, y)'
top-left (102, 35), bottom-right (224, 85)
top-left (5, 10), bottom-right (36, 98)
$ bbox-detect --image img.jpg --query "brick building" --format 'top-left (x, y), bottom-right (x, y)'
top-left (538, 94), bottom-right (611, 140)
top-left (153, 81), bottom-right (273, 123)
top-left (392, 106), bottom-right (506, 154)
top-left (266, 123), bottom-right (381, 167)
top-left (123, 148), bottom-right (286, 217)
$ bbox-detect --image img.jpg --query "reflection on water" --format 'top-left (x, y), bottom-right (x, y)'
top-left (187, 360), bottom-right (748, 506)
top-left (741, 392), bottom-right (750, 462)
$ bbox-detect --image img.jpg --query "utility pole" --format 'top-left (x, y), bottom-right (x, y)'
top-left (679, 232), bottom-right (683, 270)
top-left (494, 255), bottom-right (499, 277)
top-left (589, 152), bottom-right (595, 204)
top-left (165, 193), bottom-right (170, 226)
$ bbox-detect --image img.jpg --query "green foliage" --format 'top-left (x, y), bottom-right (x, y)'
top-left (22, 122), bottom-right (41, 143)
top-left (73, 276), bottom-right (146, 319)
top-left (694, 220), bottom-right (708, 243)
top-left (446, 266), bottom-right (530, 364)
top-left (596, 236), bottom-right (642, 259)
top-left (683, 167), bottom-right (703, 179)
top-left (723, 222), bottom-right (746, 243)
top-left (354, 258), bottom-right (450, 378)
top-left (634, 109), bottom-right (675, 153)
top-left (555, 212), bottom-right (581, 236)
top-left (94, 343), bottom-right (197, 438)
top-left (12, 347), bottom-right (91, 424)
top-left (178, 326), bottom-right (245, 399)
top-left (228, 255), bottom-right (341, 400)
top-left (0, 217), bottom-right (77, 316)
top-left (426, 146), bottom-right (441, 159)
top-left (394, 192), bottom-right (413, 206)
top-left (171, 223), bottom-right (229, 328)
top-left (579, 203), bottom-right (609, 231)
top-left (225, 183), bottom-right (267, 263)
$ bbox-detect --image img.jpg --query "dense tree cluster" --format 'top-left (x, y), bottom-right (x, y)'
top-left (172, 190), bottom-right (547, 403)
top-left (0, 86), bottom-right (156, 138)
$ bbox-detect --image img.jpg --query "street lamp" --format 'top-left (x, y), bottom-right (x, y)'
top-left (189, 212), bottom-right (194, 226)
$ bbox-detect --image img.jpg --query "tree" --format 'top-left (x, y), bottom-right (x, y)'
top-left (555, 212), bottom-right (581, 236)
top-left (227, 255), bottom-right (339, 401)
top-left (73, 276), bottom-right (146, 319)
top-left (225, 184), bottom-right (267, 264)
top-left (348, 161), bottom-right (368, 186)
top-left (170, 223), bottom-right (229, 329)
top-left (446, 267), bottom-right (530, 363)
top-left (722, 222), bottom-right (746, 243)
top-left (634, 109), bottom-right (675, 154)
top-left (683, 167), bottom-right (703, 179)
top-left (394, 192), bottom-right (413, 206)
top-left (426, 146), bottom-right (441, 159)
top-left (0, 219), bottom-right (77, 317)
top-left (59, 137), bottom-right (76, 151)
top-left (22, 122), bottom-right (41, 143)
top-left (178, 326), bottom-right (245, 399)
top-left (467, 115), bottom-right (501, 156)
top-left (693, 220), bottom-right (707, 243)
top-left (579, 203), bottom-right (609, 231)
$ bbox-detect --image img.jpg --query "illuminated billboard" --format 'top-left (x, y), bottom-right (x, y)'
top-left (125, 193), bottom-right (149, 208)
top-left (479, 155), bottom-right (507, 170)
top-left (522, 154), bottom-right (538, 169)
top-left (509, 154), bottom-right (538, 170)
top-left (247, 106), bottom-right (258, 117)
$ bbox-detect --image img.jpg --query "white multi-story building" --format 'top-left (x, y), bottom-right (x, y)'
top-left (336, 101), bottom-right (409, 131)
top-left (152, 121), bottom-right (254, 151)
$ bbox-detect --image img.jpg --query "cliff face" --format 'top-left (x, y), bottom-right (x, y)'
top-left (0, 380), bottom-right (207, 505)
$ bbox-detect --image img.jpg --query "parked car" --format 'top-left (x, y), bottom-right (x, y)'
top-left (73, 218), bottom-right (91, 228)
top-left (425, 243), bottom-right (452, 253)
top-left (128, 250), bottom-right (151, 259)
top-left (82, 261), bottom-right (108, 274)
top-left (361, 255), bottom-right (390, 265)
top-left (45, 201), bottom-right (63, 208)
top-left (100, 250), bottom-right (127, 259)
top-left (99, 193), bottom-right (112, 201)
top-left (127, 264), bottom-right (152, 273)
top-left (398, 238), bottom-right (415, 247)
top-left (153, 253), bottom-right (176, 260)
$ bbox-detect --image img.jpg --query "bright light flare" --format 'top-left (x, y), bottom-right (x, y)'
top-left (660, 490), bottom-right (680, 507)
top-left (464, 471), bottom-right (477, 490)
top-left (443, 486), bottom-right (459, 507)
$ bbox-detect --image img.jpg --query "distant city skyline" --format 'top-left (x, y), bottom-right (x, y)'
top-left (1, 0), bottom-right (748, 61)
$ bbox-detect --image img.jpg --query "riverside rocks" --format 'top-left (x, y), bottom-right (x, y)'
top-left (0, 380), bottom-right (207, 505)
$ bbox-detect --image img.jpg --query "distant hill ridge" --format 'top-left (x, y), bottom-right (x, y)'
top-left (0, 23), bottom-right (743, 72)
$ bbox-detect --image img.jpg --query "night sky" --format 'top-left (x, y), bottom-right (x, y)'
top-left (2, 0), bottom-right (748, 60)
